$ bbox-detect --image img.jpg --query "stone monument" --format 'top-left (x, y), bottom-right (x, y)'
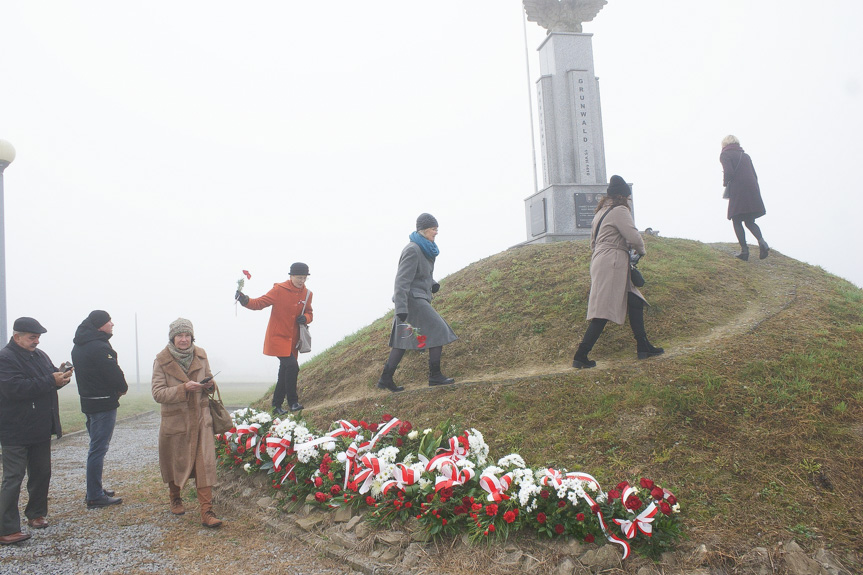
top-left (522, 0), bottom-right (625, 243)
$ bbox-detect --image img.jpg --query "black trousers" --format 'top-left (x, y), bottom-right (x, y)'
top-left (0, 440), bottom-right (51, 535)
top-left (273, 355), bottom-right (300, 407)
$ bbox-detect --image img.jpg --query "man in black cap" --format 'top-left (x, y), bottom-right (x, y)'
top-left (0, 317), bottom-right (72, 544)
top-left (71, 310), bottom-right (127, 509)
top-left (236, 262), bottom-right (313, 414)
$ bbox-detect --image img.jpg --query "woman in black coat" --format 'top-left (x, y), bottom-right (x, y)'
top-left (721, 135), bottom-right (769, 260)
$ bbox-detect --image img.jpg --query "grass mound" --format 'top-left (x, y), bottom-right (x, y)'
top-left (253, 236), bottom-right (863, 560)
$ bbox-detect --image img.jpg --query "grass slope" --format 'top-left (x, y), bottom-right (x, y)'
top-left (253, 237), bottom-right (863, 560)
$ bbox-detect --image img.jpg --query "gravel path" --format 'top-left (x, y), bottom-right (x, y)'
top-left (0, 412), bottom-right (349, 575)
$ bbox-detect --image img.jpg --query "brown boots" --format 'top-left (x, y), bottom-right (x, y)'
top-left (169, 482), bottom-right (222, 527)
top-left (169, 481), bottom-right (185, 515)
top-left (197, 486), bottom-right (223, 528)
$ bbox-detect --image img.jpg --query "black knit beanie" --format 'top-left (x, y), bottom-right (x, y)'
top-left (416, 213), bottom-right (438, 231)
top-left (87, 310), bottom-right (111, 329)
top-left (607, 175), bottom-right (631, 197)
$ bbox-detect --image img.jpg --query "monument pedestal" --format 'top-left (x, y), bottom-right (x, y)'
top-left (523, 32), bottom-right (628, 244)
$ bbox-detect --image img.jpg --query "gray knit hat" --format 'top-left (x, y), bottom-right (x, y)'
top-left (416, 213), bottom-right (438, 231)
top-left (169, 318), bottom-right (194, 342)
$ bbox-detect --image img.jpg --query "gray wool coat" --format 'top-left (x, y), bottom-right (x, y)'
top-left (586, 205), bottom-right (647, 325)
top-left (389, 242), bottom-right (458, 349)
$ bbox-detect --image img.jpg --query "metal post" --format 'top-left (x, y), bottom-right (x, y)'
top-left (135, 312), bottom-right (140, 389)
top-left (0, 162), bottom-right (10, 345)
top-left (521, 5), bottom-right (539, 194)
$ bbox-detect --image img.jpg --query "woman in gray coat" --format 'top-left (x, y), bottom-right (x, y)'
top-left (572, 176), bottom-right (664, 368)
top-left (721, 135), bottom-right (768, 261)
top-left (377, 213), bottom-right (458, 392)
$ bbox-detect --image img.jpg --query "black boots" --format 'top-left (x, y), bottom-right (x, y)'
top-left (376, 363), bottom-right (404, 393)
top-left (735, 244), bottom-right (749, 261)
top-left (758, 239), bottom-right (769, 259)
top-left (636, 337), bottom-right (665, 360)
top-left (572, 319), bottom-right (607, 369)
top-left (572, 345), bottom-right (596, 369)
top-left (428, 361), bottom-right (455, 386)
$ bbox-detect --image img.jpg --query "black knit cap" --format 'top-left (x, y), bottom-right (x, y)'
top-left (289, 262), bottom-right (310, 276)
top-left (87, 310), bottom-right (111, 329)
top-left (607, 175), bottom-right (631, 197)
top-left (13, 317), bottom-right (47, 334)
top-left (416, 213), bottom-right (438, 231)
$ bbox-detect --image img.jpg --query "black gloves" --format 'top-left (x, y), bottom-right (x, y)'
top-left (296, 315), bottom-right (307, 325)
top-left (397, 313), bottom-right (408, 322)
top-left (235, 291), bottom-right (249, 306)
top-left (431, 282), bottom-right (440, 294)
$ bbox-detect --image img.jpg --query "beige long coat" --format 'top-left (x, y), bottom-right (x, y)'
top-left (151, 346), bottom-right (217, 488)
top-left (586, 204), bottom-right (647, 325)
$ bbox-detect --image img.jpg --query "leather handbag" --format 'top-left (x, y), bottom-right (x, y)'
top-left (208, 383), bottom-right (234, 435)
top-left (296, 289), bottom-right (312, 353)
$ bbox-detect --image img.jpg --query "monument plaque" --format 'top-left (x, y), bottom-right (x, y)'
top-left (574, 192), bottom-right (603, 228)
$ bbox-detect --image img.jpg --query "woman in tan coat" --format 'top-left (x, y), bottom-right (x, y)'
top-left (572, 176), bottom-right (664, 368)
top-left (151, 318), bottom-right (222, 527)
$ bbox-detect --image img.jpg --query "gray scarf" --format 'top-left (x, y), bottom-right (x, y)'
top-left (167, 343), bottom-right (196, 374)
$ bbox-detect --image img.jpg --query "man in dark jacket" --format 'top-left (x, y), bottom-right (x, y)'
top-left (71, 310), bottom-right (127, 509)
top-left (0, 317), bottom-right (72, 545)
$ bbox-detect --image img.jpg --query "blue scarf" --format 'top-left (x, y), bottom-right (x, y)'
top-left (409, 231), bottom-right (439, 262)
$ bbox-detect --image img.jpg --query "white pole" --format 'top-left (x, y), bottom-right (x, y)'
top-left (135, 312), bottom-right (140, 389)
top-left (521, 4), bottom-right (539, 194)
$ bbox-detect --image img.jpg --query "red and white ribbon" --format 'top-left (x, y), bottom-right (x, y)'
top-left (434, 459), bottom-right (475, 492)
top-left (426, 435), bottom-right (469, 472)
top-left (265, 435), bottom-right (293, 471)
top-left (479, 471), bottom-right (514, 502)
top-left (234, 423), bottom-right (261, 453)
top-left (614, 502), bottom-right (658, 539)
top-left (382, 463), bottom-right (419, 496)
top-left (352, 454), bottom-right (383, 494)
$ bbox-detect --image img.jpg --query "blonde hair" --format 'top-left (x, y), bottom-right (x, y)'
top-left (721, 134), bottom-right (740, 147)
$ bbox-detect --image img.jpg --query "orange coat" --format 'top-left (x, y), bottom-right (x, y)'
top-left (245, 281), bottom-right (313, 357)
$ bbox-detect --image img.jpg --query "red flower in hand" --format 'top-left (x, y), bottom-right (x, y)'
top-left (242, 270), bottom-right (251, 279)
top-left (416, 335), bottom-right (427, 349)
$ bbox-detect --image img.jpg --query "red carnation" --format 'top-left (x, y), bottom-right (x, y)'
top-left (442, 519), bottom-right (448, 526)
top-left (584, 534), bottom-right (595, 543)
top-left (314, 476), bottom-right (323, 487)
top-left (488, 524), bottom-right (495, 532)
top-left (330, 485), bottom-right (341, 495)
top-left (576, 513), bottom-right (585, 521)
top-left (314, 492), bottom-right (327, 503)
top-left (554, 524), bottom-right (565, 535)
top-left (639, 477), bottom-right (654, 489)
top-left (659, 500), bottom-right (672, 515)
top-left (503, 511), bottom-right (516, 524)
top-left (651, 486), bottom-right (664, 500)
top-left (416, 335), bottom-right (427, 349)
top-left (426, 494), bottom-right (434, 503)
top-left (365, 496), bottom-right (376, 506)
top-left (486, 504), bottom-right (499, 516)
top-left (537, 512), bottom-right (547, 524)
top-left (471, 503), bottom-right (482, 512)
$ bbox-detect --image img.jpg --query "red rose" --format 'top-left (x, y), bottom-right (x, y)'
top-left (651, 486), bottom-right (664, 500)
top-left (327, 471), bottom-right (334, 482)
top-left (382, 414), bottom-right (393, 422)
top-left (617, 481), bottom-right (629, 491)
top-left (365, 496), bottom-right (376, 506)
top-left (440, 487), bottom-right (454, 499)
top-left (314, 492), bottom-right (327, 503)
top-left (660, 500), bottom-right (672, 515)
top-left (368, 423), bottom-right (379, 432)
top-left (350, 419), bottom-right (359, 426)
top-left (416, 335), bottom-right (427, 349)
top-left (554, 524), bottom-right (565, 535)
top-left (625, 495), bottom-right (643, 511)
top-left (462, 496), bottom-right (472, 505)
top-left (398, 421), bottom-right (413, 435)
top-left (607, 489), bottom-right (620, 501)
top-left (319, 463), bottom-right (330, 474)
top-left (639, 477), bottom-right (654, 489)
top-left (486, 504), bottom-right (498, 516)
top-left (396, 438), bottom-right (403, 447)
top-left (330, 485), bottom-right (341, 495)
top-left (537, 512), bottom-right (547, 524)
top-left (557, 500), bottom-right (566, 508)
top-left (314, 476), bottom-right (323, 487)
top-left (576, 513), bottom-right (585, 521)
top-left (454, 506), bottom-right (466, 515)
top-left (540, 490), bottom-right (549, 499)
top-left (667, 495), bottom-right (678, 505)
top-left (503, 511), bottom-right (516, 524)
top-left (584, 534), bottom-right (595, 543)
top-left (471, 503), bottom-right (482, 512)
top-left (426, 494), bottom-right (435, 503)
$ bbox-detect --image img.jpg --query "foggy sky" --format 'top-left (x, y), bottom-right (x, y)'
top-left (2, 1), bottom-right (861, 384)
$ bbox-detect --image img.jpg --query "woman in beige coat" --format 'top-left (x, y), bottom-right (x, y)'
top-left (151, 318), bottom-right (222, 527)
top-left (572, 176), bottom-right (664, 368)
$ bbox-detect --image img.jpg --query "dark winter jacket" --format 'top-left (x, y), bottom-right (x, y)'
top-left (721, 143), bottom-right (766, 220)
top-left (0, 339), bottom-right (63, 445)
top-left (71, 322), bottom-right (128, 414)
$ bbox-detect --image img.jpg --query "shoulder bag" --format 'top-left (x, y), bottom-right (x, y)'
top-left (593, 205), bottom-right (645, 287)
top-left (208, 382), bottom-right (234, 435)
top-left (296, 289), bottom-right (312, 353)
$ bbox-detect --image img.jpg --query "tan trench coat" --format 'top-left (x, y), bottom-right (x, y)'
top-left (151, 346), bottom-right (217, 488)
top-left (586, 205), bottom-right (647, 325)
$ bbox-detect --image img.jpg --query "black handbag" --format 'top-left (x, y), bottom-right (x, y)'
top-left (594, 206), bottom-right (645, 287)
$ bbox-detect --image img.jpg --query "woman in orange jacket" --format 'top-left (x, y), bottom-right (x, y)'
top-left (236, 262), bottom-right (313, 414)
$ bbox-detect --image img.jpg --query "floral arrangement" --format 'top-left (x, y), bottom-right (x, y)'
top-left (235, 270), bottom-right (251, 315)
top-left (216, 409), bottom-right (681, 559)
top-left (397, 322), bottom-right (427, 349)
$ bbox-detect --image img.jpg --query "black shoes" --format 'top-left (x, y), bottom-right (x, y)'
top-left (377, 364), bottom-right (405, 393)
top-left (735, 247), bottom-right (749, 261)
top-left (290, 402), bottom-right (304, 412)
top-left (759, 240), bottom-right (769, 259)
top-left (637, 338), bottom-right (665, 360)
top-left (87, 495), bottom-right (122, 509)
top-left (428, 361), bottom-right (455, 386)
top-left (572, 354), bottom-right (596, 369)
top-left (272, 406), bottom-right (289, 416)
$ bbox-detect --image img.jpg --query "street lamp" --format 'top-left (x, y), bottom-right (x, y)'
top-left (0, 139), bottom-right (16, 344)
